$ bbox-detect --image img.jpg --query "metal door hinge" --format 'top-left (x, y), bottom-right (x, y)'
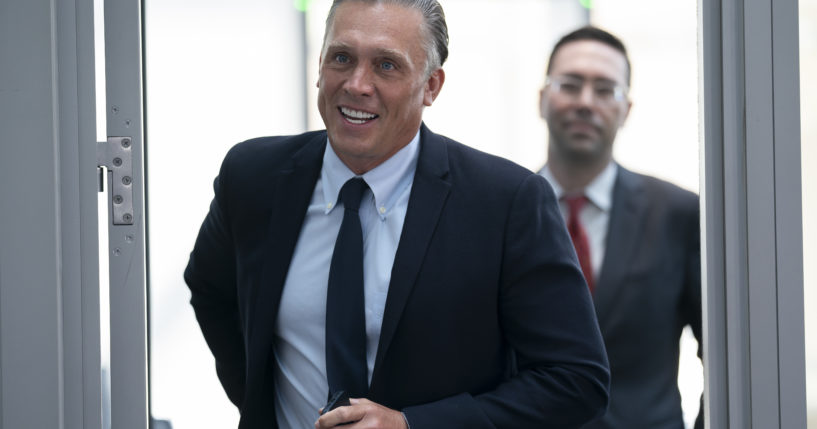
top-left (97, 136), bottom-right (134, 225)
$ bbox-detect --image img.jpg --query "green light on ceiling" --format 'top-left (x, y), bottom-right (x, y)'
top-left (579, 0), bottom-right (593, 9)
top-left (294, 0), bottom-right (312, 12)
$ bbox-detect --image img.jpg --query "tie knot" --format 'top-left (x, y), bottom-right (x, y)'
top-left (563, 194), bottom-right (587, 215)
top-left (339, 178), bottom-right (368, 213)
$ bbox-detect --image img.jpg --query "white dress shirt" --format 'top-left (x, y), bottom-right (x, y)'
top-left (539, 162), bottom-right (617, 278)
top-left (272, 131), bottom-right (419, 428)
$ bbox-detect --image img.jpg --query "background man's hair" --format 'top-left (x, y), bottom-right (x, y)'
top-left (547, 25), bottom-right (631, 86)
top-left (324, 0), bottom-right (449, 76)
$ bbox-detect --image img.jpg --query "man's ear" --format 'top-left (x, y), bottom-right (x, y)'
top-left (423, 68), bottom-right (446, 106)
top-left (538, 87), bottom-right (548, 119)
top-left (620, 99), bottom-right (633, 126)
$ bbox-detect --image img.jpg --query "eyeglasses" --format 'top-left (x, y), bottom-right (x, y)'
top-left (545, 75), bottom-right (628, 103)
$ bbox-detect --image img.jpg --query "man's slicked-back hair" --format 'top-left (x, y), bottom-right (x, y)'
top-left (547, 25), bottom-right (631, 86)
top-left (323, 0), bottom-right (449, 76)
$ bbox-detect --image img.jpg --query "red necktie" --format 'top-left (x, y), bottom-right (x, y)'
top-left (564, 195), bottom-right (594, 293)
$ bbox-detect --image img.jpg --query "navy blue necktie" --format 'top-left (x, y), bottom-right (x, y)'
top-left (325, 177), bottom-right (369, 399)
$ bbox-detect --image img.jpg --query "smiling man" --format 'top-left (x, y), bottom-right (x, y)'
top-left (537, 26), bottom-right (702, 428)
top-left (185, 2), bottom-right (609, 428)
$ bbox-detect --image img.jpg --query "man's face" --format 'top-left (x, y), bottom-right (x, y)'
top-left (317, 1), bottom-right (444, 174)
top-left (540, 40), bottom-right (631, 164)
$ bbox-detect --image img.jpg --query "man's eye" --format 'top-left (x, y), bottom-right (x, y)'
top-left (380, 61), bottom-right (395, 71)
top-left (560, 82), bottom-right (582, 93)
top-left (334, 54), bottom-right (350, 64)
top-left (594, 86), bottom-right (616, 97)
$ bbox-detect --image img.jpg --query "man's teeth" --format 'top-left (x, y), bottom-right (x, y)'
top-left (341, 107), bottom-right (377, 124)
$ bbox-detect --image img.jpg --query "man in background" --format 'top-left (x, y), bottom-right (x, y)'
top-left (184, 1), bottom-right (610, 428)
top-left (538, 26), bottom-right (703, 428)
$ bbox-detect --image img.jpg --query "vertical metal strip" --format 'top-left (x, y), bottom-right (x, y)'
top-left (744, 0), bottom-right (780, 426)
top-left (698, 0), bottom-right (729, 426)
top-left (56, 0), bottom-right (104, 427)
top-left (721, 0), bottom-right (752, 426)
top-left (771, 0), bottom-right (807, 427)
top-left (103, 0), bottom-right (149, 427)
top-left (0, 262), bottom-right (2, 428)
top-left (702, 0), bottom-right (807, 427)
top-left (1, 0), bottom-right (101, 427)
top-left (140, 0), bottom-right (153, 422)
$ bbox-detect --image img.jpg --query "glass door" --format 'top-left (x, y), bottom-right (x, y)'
top-left (143, 1), bottom-right (306, 427)
top-left (143, 1), bottom-right (588, 427)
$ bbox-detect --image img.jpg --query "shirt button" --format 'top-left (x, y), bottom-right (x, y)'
top-left (379, 207), bottom-right (386, 214)
top-left (327, 203), bottom-right (333, 209)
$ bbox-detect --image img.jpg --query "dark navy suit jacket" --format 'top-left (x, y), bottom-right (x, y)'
top-left (580, 167), bottom-right (702, 429)
top-left (185, 125), bottom-right (610, 428)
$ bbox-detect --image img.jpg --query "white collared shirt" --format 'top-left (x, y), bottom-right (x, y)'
top-left (539, 162), bottom-right (617, 278)
top-left (272, 131), bottom-right (419, 428)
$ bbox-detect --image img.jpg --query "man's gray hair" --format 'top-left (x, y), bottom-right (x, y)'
top-left (323, 0), bottom-right (449, 76)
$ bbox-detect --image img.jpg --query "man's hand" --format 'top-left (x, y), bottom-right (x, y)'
top-left (314, 398), bottom-right (408, 429)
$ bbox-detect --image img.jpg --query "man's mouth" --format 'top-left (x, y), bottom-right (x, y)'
top-left (566, 121), bottom-right (597, 134)
top-left (340, 106), bottom-right (378, 124)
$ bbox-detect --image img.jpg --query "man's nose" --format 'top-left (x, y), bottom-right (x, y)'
top-left (345, 65), bottom-right (374, 96)
top-left (577, 84), bottom-right (595, 106)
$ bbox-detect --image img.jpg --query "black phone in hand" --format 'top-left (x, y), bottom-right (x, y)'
top-left (321, 390), bottom-right (351, 415)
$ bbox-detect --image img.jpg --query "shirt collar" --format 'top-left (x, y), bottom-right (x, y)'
top-left (321, 130), bottom-right (420, 217)
top-left (539, 161), bottom-right (617, 212)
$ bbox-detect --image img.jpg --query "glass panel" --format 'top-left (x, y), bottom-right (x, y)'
top-left (403, 0), bottom-right (586, 170)
top-left (303, 0), bottom-right (585, 170)
top-left (590, 2), bottom-right (702, 428)
top-left (144, 1), bottom-right (306, 427)
top-left (145, 0), bottom-right (701, 427)
top-left (590, 2), bottom-right (699, 192)
top-left (800, 0), bottom-right (817, 426)
top-left (145, 1), bottom-right (584, 427)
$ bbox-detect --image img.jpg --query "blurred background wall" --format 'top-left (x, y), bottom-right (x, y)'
top-left (132, 1), bottom-right (814, 427)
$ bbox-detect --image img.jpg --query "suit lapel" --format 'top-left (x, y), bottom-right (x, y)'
top-left (371, 125), bottom-right (451, 388)
top-left (245, 133), bottom-right (326, 393)
top-left (594, 167), bottom-right (646, 325)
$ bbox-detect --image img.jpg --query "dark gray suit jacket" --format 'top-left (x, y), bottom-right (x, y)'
top-left (581, 166), bottom-right (702, 429)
